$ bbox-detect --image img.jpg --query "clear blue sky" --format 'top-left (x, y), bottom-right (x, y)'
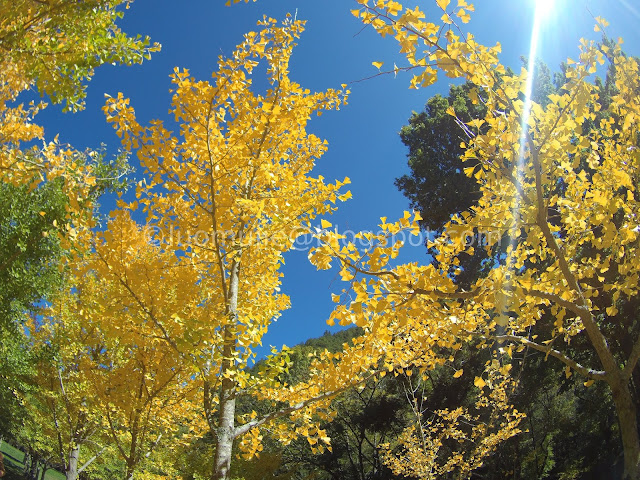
top-left (36, 0), bottom-right (640, 356)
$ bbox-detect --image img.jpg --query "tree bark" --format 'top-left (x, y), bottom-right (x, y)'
top-left (65, 444), bottom-right (79, 480)
top-left (610, 377), bottom-right (640, 480)
top-left (212, 361), bottom-right (237, 480)
top-left (212, 260), bottom-right (240, 480)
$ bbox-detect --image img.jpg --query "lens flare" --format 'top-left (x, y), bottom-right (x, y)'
top-left (535, 0), bottom-right (555, 18)
top-left (503, 0), bottom-right (554, 318)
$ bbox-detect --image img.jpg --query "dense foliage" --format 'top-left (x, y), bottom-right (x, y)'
top-left (2, 1), bottom-right (640, 479)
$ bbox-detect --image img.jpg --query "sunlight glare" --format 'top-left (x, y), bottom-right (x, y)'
top-left (504, 0), bottom-right (555, 320)
top-left (535, 0), bottom-right (555, 18)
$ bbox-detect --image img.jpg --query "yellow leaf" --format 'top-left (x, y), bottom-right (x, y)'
top-left (584, 380), bottom-right (595, 388)
top-left (372, 61), bottom-right (384, 70)
top-left (386, 1), bottom-right (402, 16)
top-left (321, 219), bottom-right (332, 229)
top-left (453, 369), bottom-right (463, 378)
top-left (436, 0), bottom-right (451, 10)
top-left (456, 8), bottom-right (471, 23)
top-left (474, 376), bottom-right (486, 389)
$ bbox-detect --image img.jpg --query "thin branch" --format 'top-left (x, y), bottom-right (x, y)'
top-left (523, 288), bottom-right (589, 317)
top-left (77, 446), bottom-right (107, 474)
top-left (412, 286), bottom-right (481, 300)
top-left (337, 255), bottom-right (481, 300)
top-left (493, 334), bottom-right (608, 381)
top-left (234, 371), bottom-right (377, 438)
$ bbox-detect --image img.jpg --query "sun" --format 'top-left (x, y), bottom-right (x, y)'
top-left (535, 0), bottom-right (556, 18)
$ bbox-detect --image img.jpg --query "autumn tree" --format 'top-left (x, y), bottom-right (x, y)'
top-left (0, 1), bottom-right (156, 469)
top-left (0, 148), bottom-right (131, 472)
top-left (307, 1), bottom-right (640, 478)
top-left (0, 0), bottom-right (154, 337)
top-left (26, 310), bottom-right (109, 480)
top-left (0, 0), bottom-right (158, 216)
top-left (396, 63), bottom-right (556, 288)
top-left (78, 211), bottom-right (201, 480)
top-left (0, 0), bottom-right (158, 112)
top-left (398, 66), bottom-right (628, 477)
top-left (102, 16), bottom-right (354, 480)
top-left (28, 211), bottom-right (197, 480)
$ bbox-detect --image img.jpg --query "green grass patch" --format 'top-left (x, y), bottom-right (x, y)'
top-left (1, 441), bottom-right (65, 480)
top-left (43, 468), bottom-right (66, 480)
top-left (1, 441), bottom-right (26, 465)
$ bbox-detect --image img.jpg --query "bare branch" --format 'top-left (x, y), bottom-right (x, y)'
top-left (494, 334), bottom-right (608, 381)
top-left (234, 371), bottom-right (377, 439)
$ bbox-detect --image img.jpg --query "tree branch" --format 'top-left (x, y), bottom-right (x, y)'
top-left (623, 334), bottom-right (640, 381)
top-left (339, 256), bottom-right (481, 301)
top-left (77, 445), bottom-right (107, 474)
top-left (233, 371), bottom-right (377, 439)
top-left (523, 288), bottom-right (589, 317)
top-left (531, 146), bottom-right (619, 376)
top-left (412, 286), bottom-right (481, 300)
top-left (493, 334), bottom-right (608, 381)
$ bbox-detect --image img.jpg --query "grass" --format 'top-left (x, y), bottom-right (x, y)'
top-left (1, 440), bottom-right (65, 480)
top-left (1, 441), bottom-right (25, 464)
top-left (44, 469), bottom-right (65, 480)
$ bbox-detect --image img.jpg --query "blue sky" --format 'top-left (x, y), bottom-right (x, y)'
top-left (36, 0), bottom-right (640, 356)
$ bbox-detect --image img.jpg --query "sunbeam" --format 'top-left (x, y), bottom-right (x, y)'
top-left (502, 0), bottom-right (555, 324)
top-left (620, 0), bottom-right (640, 20)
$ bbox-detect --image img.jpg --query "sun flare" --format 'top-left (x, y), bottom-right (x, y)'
top-left (535, 0), bottom-right (555, 18)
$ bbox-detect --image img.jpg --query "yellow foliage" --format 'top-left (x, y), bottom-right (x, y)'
top-left (98, 15), bottom-right (351, 473)
top-left (305, 1), bottom-right (640, 477)
top-left (0, 0), bottom-right (158, 243)
top-left (380, 367), bottom-right (522, 479)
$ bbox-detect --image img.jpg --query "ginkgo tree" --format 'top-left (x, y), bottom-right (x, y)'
top-left (27, 293), bottom-right (112, 480)
top-left (100, 16), bottom-right (359, 480)
top-left (305, 1), bottom-right (640, 478)
top-left (28, 211), bottom-right (203, 480)
top-left (73, 211), bottom-right (199, 479)
top-left (0, 0), bottom-right (159, 112)
top-left (0, 0), bottom-right (158, 214)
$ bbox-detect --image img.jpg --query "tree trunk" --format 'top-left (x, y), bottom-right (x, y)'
top-left (125, 411), bottom-right (140, 480)
top-left (611, 377), bottom-right (640, 480)
top-left (66, 444), bottom-right (79, 480)
top-left (212, 260), bottom-right (240, 480)
top-left (212, 366), bottom-right (237, 480)
top-left (24, 449), bottom-right (40, 480)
